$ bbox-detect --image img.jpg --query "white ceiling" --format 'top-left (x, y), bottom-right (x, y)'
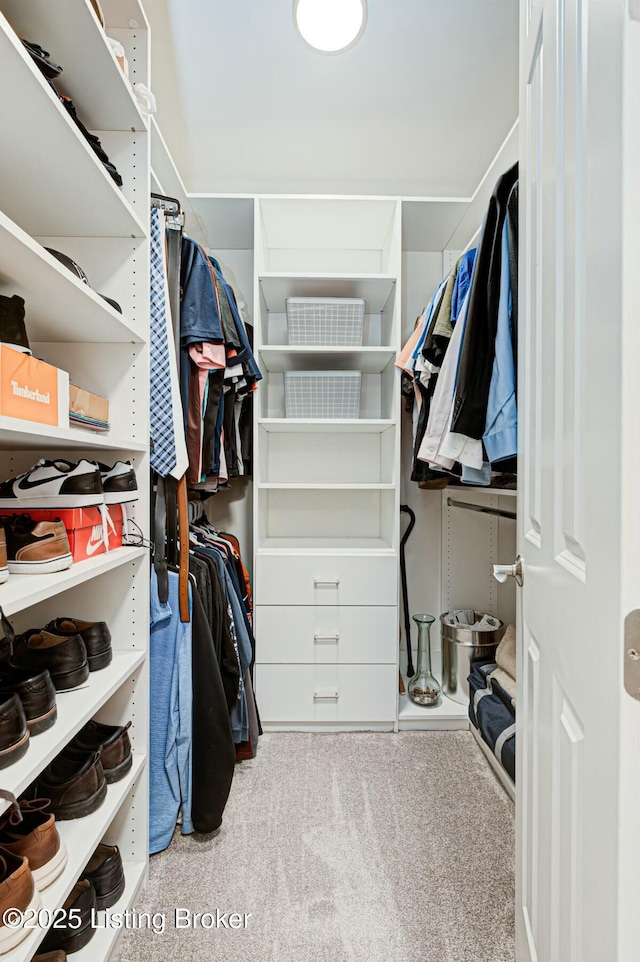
top-left (146, 0), bottom-right (518, 197)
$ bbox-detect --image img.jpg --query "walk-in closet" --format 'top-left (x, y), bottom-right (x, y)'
top-left (0, 2), bottom-right (639, 962)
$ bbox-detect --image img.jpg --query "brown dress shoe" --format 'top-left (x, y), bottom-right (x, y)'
top-left (71, 720), bottom-right (132, 783)
top-left (39, 879), bottom-right (96, 954)
top-left (33, 953), bottom-right (68, 962)
top-left (0, 694), bottom-right (29, 769)
top-left (0, 849), bottom-right (40, 954)
top-left (35, 751), bottom-right (107, 820)
top-left (0, 799), bottom-right (67, 890)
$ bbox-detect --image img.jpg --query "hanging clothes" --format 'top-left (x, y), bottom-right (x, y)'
top-left (179, 238), bottom-right (261, 492)
top-left (397, 165), bottom-right (519, 487)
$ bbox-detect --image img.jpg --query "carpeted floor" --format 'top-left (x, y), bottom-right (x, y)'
top-left (115, 732), bottom-right (515, 962)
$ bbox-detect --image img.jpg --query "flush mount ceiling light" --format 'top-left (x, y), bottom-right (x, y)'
top-left (294, 0), bottom-right (367, 54)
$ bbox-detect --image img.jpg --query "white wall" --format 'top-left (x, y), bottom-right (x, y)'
top-left (399, 251), bottom-right (445, 675)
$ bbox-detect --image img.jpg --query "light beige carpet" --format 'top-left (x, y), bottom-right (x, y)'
top-left (115, 731), bottom-right (515, 962)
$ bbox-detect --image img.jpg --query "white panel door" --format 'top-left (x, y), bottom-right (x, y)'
top-left (518, 2), bottom-right (640, 962)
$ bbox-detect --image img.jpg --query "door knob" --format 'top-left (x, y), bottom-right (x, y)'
top-left (493, 555), bottom-right (524, 587)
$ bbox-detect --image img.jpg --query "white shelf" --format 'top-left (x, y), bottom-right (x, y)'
top-left (0, 546), bottom-right (146, 617)
top-left (0, 652), bottom-right (146, 813)
top-left (72, 862), bottom-right (147, 962)
top-left (0, 16), bottom-right (146, 239)
top-left (259, 537), bottom-right (395, 555)
top-left (398, 691), bottom-right (470, 731)
top-left (4, 756), bottom-right (146, 962)
top-left (1, 0), bottom-right (147, 132)
top-left (259, 346), bottom-right (396, 374)
top-left (259, 418), bottom-right (395, 434)
top-left (0, 212), bottom-right (144, 344)
top-left (258, 482), bottom-right (395, 491)
top-left (0, 418), bottom-right (146, 452)
top-left (259, 274), bottom-right (397, 313)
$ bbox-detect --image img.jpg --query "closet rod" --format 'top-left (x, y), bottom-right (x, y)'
top-left (447, 498), bottom-right (516, 521)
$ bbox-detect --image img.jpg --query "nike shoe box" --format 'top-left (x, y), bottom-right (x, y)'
top-left (0, 345), bottom-right (69, 427)
top-left (0, 505), bottom-right (123, 561)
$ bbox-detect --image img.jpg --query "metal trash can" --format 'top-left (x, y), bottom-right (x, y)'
top-left (440, 612), bottom-right (505, 705)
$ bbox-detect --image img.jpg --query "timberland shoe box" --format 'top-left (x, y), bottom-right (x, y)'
top-left (0, 506), bottom-right (124, 561)
top-left (0, 345), bottom-right (69, 427)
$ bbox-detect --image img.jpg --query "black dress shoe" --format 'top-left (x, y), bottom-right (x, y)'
top-left (67, 720), bottom-right (132, 784)
top-left (0, 694), bottom-right (29, 769)
top-left (10, 630), bottom-right (88, 691)
top-left (0, 665), bottom-right (56, 735)
top-left (44, 618), bottom-right (112, 672)
top-left (39, 879), bottom-right (96, 954)
top-left (80, 843), bottom-right (125, 909)
top-left (35, 751), bottom-right (107, 820)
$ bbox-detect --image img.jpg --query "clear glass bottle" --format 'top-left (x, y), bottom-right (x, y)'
top-left (408, 613), bottom-right (441, 707)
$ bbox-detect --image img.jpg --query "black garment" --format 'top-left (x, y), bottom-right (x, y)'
top-left (201, 368), bottom-right (225, 482)
top-left (506, 181), bottom-right (519, 382)
top-left (193, 551), bottom-right (241, 712)
top-left (451, 163), bottom-right (519, 439)
top-left (189, 580), bottom-right (236, 835)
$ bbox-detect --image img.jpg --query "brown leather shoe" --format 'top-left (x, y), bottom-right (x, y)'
top-left (35, 751), bottom-right (107, 820)
top-left (39, 879), bottom-right (96, 954)
top-left (0, 799), bottom-right (67, 890)
top-left (0, 527), bottom-right (7, 584)
top-left (0, 849), bottom-right (40, 954)
top-left (71, 720), bottom-right (132, 783)
top-left (33, 952), bottom-right (68, 962)
top-left (2, 516), bottom-right (72, 575)
top-left (0, 694), bottom-right (29, 769)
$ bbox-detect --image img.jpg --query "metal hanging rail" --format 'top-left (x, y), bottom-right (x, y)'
top-left (447, 498), bottom-right (516, 521)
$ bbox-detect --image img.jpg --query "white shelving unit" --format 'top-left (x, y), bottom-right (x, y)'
top-left (253, 197), bottom-right (402, 730)
top-left (0, 2), bottom-right (150, 959)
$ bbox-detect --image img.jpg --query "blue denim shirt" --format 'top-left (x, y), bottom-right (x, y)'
top-left (483, 222), bottom-right (517, 462)
top-left (451, 248), bottom-right (477, 327)
top-left (149, 569), bottom-right (194, 854)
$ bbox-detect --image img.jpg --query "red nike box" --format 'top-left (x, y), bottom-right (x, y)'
top-left (2, 505), bottom-right (123, 562)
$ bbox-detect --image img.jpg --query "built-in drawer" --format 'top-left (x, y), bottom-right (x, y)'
top-left (255, 664), bottom-right (397, 724)
top-left (255, 605), bottom-right (398, 664)
top-left (255, 553), bottom-right (397, 607)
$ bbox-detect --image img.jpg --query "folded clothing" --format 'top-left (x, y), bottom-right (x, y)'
top-left (495, 623), bottom-right (516, 680)
top-left (443, 609), bottom-right (501, 631)
top-left (468, 662), bottom-right (516, 782)
top-left (490, 665), bottom-right (516, 700)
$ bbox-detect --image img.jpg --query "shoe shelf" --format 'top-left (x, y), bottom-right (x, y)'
top-left (258, 346), bottom-right (397, 375)
top-left (258, 274), bottom-right (397, 313)
top-left (2, 755), bottom-right (146, 962)
top-left (0, 212), bottom-right (145, 344)
top-left (258, 418), bottom-right (395, 434)
top-left (0, 546), bottom-right (147, 618)
top-left (0, 418), bottom-right (148, 454)
top-left (0, 652), bottom-right (145, 814)
top-left (71, 861), bottom-right (147, 962)
top-left (1, 0), bottom-right (148, 134)
top-left (0, 14), bottom-right (146, 240)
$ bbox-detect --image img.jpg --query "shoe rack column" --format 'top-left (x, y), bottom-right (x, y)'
top-left (0, 1), bottom-right (150, 959)
top-left (252, 196), bottom-right (402, 731)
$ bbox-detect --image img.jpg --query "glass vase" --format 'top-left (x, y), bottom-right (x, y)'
top-left (408, 613), bottom-right (441, 707)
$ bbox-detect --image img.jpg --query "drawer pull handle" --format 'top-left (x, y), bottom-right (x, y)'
top-left (314, 579), bottom-right (340, 587)
top-left (314, 633), bottom-right (340, 643)
top-left (314, 692), bottom-right (339, 701)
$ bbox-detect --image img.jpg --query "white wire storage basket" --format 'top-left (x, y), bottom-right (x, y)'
top-left (284, 371), bottom-right (362, 419)
top-left (285, 297), bottom-right (365, 346)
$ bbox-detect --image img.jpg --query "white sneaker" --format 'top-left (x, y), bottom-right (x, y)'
top-left (96, 460), bottom-right (138, 504)
top-left (0, 459), bottom-right (104, 508)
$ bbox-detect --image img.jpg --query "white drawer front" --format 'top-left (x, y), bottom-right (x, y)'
top-left (255, 554), bottom-right (397, 606)
top-left (256, 664), bottom-right (397, 724)
top-left (255, 605), bottom-right (398, 664)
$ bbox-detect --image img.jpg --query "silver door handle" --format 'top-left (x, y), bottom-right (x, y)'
top-left (314, 692), bottom-right (339, 701)
top-left (493, 556), bottom-right (524, 587)
top-left (314, 633), bottom-right (340, 642)
top-left (314, 579), bottom-right (340, 587)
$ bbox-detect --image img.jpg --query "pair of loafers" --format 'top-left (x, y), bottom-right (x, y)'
top-left (34, 720), bottom-right (132, 820)
top-left (9, 618), bottom-right (112, 692)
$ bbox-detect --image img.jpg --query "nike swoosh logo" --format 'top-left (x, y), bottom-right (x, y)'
top-left (85, 536), bottom-right (104, 556)
top-left (17, 475), bottom-right (67, 490)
